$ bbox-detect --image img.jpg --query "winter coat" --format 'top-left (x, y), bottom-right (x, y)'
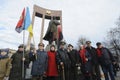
top-left (9, 51), bottom-right (29, 80)
top-left (56, 49), bottom-right (71, 69)
top-left (97, 47), bottom-right (115, 66)
top-left (0, 55), bottom-right (11, 77)
top-left (56, 49), bottom-right (71, 80)
top-left (86, 47), bottom-right (98, 65)
top-left (79, 49), bottom-right (92, 74)
top-left (31, 50), bottom-right (48, 76)
top-left (46, 51), bottom-right (58, 77)
top-left (67, 49), bottom-right (80, 68)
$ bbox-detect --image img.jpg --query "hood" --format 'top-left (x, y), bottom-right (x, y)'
top-left (0, 49), bottom-right (9, 59)
top-left (0, 54), bottom-right (8, 59)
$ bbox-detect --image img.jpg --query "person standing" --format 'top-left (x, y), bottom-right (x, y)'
top-left (79, 45), bottom-right (92, 80)
top-left (56, 41), bottom-right (71, 80)
top-left (96, 42), bottom-right (115, 80)
top-left (46, 45), bottom-right (58, 80)
top-left (25, 47), bottom-right (36, 80)
top-left (0, 49), bottom-right (11, 80)
top-left (31, 43), bottom-right (48, 80)
top-left (67, 44), bottom-right (80, 80)
top-left (9, 44), bottom-right (29, 80)
top-left (86, 41), bottom-right (101, 80)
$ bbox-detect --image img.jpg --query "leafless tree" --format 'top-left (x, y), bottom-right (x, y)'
top-left (77, 36), bottom-right (89, 49)
top-left (104, 17), bottom-right (120, 58)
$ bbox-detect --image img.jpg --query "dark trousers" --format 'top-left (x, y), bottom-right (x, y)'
top-left (32, 75), bottom-right (43, 80)
top-left (47, 76), bottom-right (58, 80)
top-left (58, 69), bottom-right (70, 80)
top-left (70, 67), bottom-right (77, 80)
top-left (85, 76), bottom-right (92, 80)
top-left (101, 64), bottom-right (115, 80)
top-left (92, 64), bottom-right (101, 80)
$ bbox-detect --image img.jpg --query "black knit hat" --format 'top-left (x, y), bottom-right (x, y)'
top-left (86, 41), bottom-right (91, 44)
top-left (68, 44), bottom-right (73, 48)
top-left (96, 42), bottom-right (101, 46)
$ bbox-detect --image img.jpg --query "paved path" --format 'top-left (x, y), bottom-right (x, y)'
top-left (101, 71), bottom-right (120, 80)
top-left (116, 71), bottom-right (120, 80)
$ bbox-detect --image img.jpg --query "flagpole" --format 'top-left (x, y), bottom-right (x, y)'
top-left (33, 34), bottom-right (35, 47)
top-left (22, 30), bottom-right (25, 80)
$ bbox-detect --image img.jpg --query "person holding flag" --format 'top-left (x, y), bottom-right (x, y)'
top-left (9, 7), bottom-right (33, 80)
top-left (9, 44), bottom-right (29, 80)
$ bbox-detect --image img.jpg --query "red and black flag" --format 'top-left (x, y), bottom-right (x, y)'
top-left (15, 8), bottom-right (25, 33)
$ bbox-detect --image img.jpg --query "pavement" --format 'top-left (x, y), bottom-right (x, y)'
top-left (115, 71), bottom-right (120, 80)
top-left (101, 71), bottom-right (120, 80)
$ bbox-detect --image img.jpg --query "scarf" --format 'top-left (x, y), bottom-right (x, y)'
top-left (80, 49), bottom-right (87, 64)
top-left (96, 48), bottom-right (102, 57)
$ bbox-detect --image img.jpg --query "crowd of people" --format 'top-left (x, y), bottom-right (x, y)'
top-left (0, 41), bottom-right (120, 80)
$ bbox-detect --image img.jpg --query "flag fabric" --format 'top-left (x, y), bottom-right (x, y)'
top-left (15, 7), bottom-right (33, 38)
top-left (15, 8), bottom-right (25, 33)
top-left (24, 7), bottom-right (33, 37)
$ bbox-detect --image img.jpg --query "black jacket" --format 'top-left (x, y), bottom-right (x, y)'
top-left (56, 49), bottom-right (71, 69)
top-left (67, 49), bottom-right (80, 67)
top-left (9, 51), bottom-right (29, 80)
top-left (86, 46), bottom-right (98, 65)
top-left (98, 47), bottom-right (115, 66)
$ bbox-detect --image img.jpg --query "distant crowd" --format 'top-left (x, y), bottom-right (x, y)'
top-left (0, 41), bottom-right (120, 80)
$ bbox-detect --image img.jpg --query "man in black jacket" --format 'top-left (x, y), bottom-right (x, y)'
top-left (67, 44), bottom-right (80, 80)
top-left (56, 41), bottom-right (71, 80)
top-left (86, 41), bottom-right (101, 80)
top-left (96, 42), bottom-right (115, 80)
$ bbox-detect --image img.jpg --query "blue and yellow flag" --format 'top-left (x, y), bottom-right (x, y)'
top-left (24, 7), bottom-right (33, 38)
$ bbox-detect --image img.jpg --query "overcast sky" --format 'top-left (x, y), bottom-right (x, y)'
top-left (0, 0), bottom-right (120, 49)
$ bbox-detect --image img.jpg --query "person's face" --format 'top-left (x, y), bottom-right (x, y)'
top-left (60, 44), bottom-right (65, 49)
top-left (38, 45), bottom-right (44, 50)
top-left (19, 47), bottom-right (24, 51)
top-left (68, 46), bottom-right (73, 51)
top-left (80, 45), bottom-right (84, 50)
top-left (86, 43), bottom-right (91, 47)
top-left (98, 45), bottom-right (102, 48)
top-left (50, 46), bottom-right (55, 51)
top-left (1, 51), bottom-right (7, 56)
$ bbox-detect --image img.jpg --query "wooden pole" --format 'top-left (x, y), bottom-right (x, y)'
top-left (26, 9), bottom-right (36, 50)
top-left (22, 30), bottom-right (25, 80)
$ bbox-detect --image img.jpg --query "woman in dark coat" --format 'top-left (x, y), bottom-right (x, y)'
top-left (79, 45), bottom-right (92, 80)
top-left (9, 44), bottom-right (29, 80)
top-left (46, 45), bottom-right (58, 80)
top-left (31, 43), bottom-right (48, 80)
